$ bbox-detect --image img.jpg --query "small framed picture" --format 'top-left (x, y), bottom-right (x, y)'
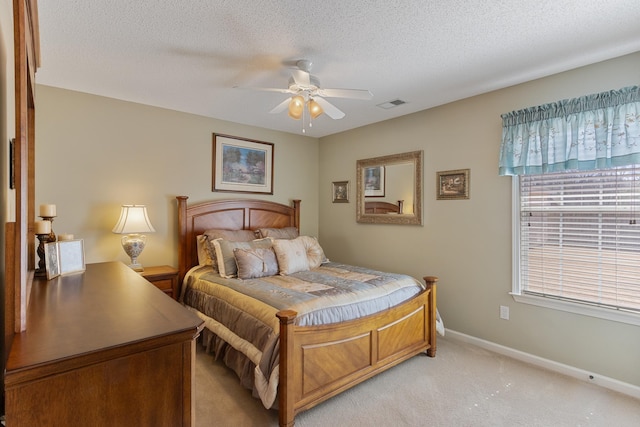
top-left (45, 240), bottom-right (86, 279)
top-left (364, 166), bottom-right (385, 197)
top-left (58, 240), bottom-right (86, 275)
top-left (332, 181), bottom-right (350, 203)
top-left (437, 169), bottom-right (470, 200)
top-left (44, 241), bottom-right (60, 279)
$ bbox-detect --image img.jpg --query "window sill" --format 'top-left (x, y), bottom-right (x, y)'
top-left (510, 293), bottom-right (640, 327)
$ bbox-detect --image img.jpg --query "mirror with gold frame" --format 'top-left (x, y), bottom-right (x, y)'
top-left (356, 151), bottom-right (423, 225)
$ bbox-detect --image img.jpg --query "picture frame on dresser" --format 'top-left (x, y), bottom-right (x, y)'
top-left (44, 242), bottom-right (60, 279)
top-left (45, 240), bottom-right (86, 279)
top-left (58, 240), bottom-right (86, 275)
top-left (212, 133), bottom-right (274, 194)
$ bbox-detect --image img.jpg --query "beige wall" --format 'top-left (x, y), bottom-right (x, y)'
top-left (319, 52), bottom-right (640, 387)
top-left (35, 86), bottom-right (319, 268)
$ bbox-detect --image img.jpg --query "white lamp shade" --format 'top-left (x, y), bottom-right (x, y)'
top-left (112, 205), bottom-right (156, 234)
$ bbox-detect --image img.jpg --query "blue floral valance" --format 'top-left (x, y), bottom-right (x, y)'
top-left (498, 86), bottom-right (640, 176)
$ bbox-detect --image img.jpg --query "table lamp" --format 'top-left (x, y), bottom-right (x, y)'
top-left (112, 205), bottom-right (156, 271)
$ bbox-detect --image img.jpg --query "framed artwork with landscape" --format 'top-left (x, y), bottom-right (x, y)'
top-left (212, 134), bottom-right (274, 194)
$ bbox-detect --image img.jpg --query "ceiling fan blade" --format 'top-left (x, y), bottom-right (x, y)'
top-left (233, 85), bottom-right (294, 94)
top-left (313, 97), bottom-right (345, 119)
top-left (316, 88), bottom-right (373, 100)
top-left (269, 98), bottom-right (291, 114)
top-left (291, 69), bottom-right (311, 87)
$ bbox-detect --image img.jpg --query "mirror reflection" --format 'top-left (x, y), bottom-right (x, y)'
top-left (356, 151), bottom-right (423, 225)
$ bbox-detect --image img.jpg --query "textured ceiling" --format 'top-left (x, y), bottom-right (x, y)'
top-left (36, 1), bottom-right (640, 138)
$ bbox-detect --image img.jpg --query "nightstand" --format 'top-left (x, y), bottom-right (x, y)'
top-left (140, 265), bottom-right (179, 300)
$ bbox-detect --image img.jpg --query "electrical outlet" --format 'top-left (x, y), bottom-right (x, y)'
top-left (500, 305), bottom-right (510, 320)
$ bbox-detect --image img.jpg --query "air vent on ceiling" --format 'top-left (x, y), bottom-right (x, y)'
top-left (377, 99), bottom-right (407, 109)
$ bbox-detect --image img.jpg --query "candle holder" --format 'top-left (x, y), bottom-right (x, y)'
top-left (40, 216), bottom-right (57, 242)
top-left (35, 233), bottom-right (50, 277)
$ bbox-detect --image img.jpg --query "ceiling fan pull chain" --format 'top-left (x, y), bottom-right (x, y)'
top-left (302, 106), bottom-right (306, 133)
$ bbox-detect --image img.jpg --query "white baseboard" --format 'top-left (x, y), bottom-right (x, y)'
top-left (444, 329), bottom-right (640, 400)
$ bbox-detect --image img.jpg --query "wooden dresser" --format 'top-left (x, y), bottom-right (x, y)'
top-left (4, 262), bottom-right (204, 427)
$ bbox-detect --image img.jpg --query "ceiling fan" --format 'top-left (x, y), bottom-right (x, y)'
top-left (236, 60), bottom-right (373, 123)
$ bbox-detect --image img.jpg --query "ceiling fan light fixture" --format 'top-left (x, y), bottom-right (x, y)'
top-left (288, 95), bottom-right (304, 120)
top-left (308, 99), bottom-right (323, 119)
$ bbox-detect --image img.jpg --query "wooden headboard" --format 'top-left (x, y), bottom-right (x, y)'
top-left (365, 201), bottom-right (401, 214)
top-left (176, 196), bottom-right (301, 282)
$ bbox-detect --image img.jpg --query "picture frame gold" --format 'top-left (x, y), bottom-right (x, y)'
top-left (212, 133), bottom-right (274, 194)
top-left (332, 181), bottom-right (349, 203)
top-left (436, 169), bottom-right (470, 200)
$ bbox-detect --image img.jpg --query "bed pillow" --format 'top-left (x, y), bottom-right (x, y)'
top-left (272, 238), bottom-right (310, 275)
top-left (203, 229), bottom-right (257, 271)
top-left (212, 238), bottom-right (273, 278)
top-left (234, 247), bottom-right (279, 279)
top-left (204, 229), bottom-right (257, 245)
top-left (272, 236), bottom-right (330, 274)
top-left (196, 234), bottom-right (213, 265)
top-left (256, 227), bottom-right (299, 240)
top-left (299, 235), bottom-right (329, 269)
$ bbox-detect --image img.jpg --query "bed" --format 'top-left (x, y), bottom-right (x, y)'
top-left (176, 196), bottom-right (438, 427)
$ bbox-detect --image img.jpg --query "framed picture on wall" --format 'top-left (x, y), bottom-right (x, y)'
top-left (332, 181), bottom-right (349, 203)
top-left (364, 166), bottom-right (385, 197)
top-left (212, 133), bottom-right (274, 194)
top-left (436, 169), bottom-right (470, 200)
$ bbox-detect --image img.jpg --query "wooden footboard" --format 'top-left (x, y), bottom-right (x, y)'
top-left (276, 276), bottom-right (438, 427)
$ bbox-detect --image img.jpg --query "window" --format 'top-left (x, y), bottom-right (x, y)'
top-left (512, 165), bottom-right (640, 325)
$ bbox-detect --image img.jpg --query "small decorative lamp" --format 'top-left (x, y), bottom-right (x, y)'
top-left (112, 205), bottom-right (156, 272)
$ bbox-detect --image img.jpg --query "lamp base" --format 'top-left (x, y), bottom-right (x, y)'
top-left (128, 262), bottom-right (144, 272)
top-left (121, 234), bottom-right (147, 272)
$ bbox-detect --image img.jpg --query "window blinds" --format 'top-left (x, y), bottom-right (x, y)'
top-left (519, 165), bottom-right (640, 312)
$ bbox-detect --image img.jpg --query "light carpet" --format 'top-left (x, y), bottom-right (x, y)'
top-left (195, 337), bottom-right (640, 426)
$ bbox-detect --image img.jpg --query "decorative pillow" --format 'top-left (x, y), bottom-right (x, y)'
top-left (234, 247), bottom-right (279, 279)
top-left (204, 229), bottom-right (257, 242)
top-left (256, 227), bottom-right (299, 240)
top-left (272, 238), bottom-right (310, 275)
top-left (212, 238), bottom-right (273, 278)
top-left (203, 229), bottom-right (257, 272)
top-left (196, 235), bottom-right (213, 265)
top-left (299, 235), bottom-right (329, 269)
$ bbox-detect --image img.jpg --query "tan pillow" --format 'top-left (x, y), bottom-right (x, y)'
top-left (234, 247), bottom-right (279, 279)
top-left (204, 229), bottom-right (257, 241)
top-left (203, 229), bottom-right (257, 272)
top-left (212, 238), bottom-right (273, 278)
top-left (256, 227), bottom-right (299, 240)
top-left (299, 236), bottom-right (328, 269)
top-left (272, 238), bottom-right (310, 275)
top-left (196, 234), bottom-right (213, 265)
